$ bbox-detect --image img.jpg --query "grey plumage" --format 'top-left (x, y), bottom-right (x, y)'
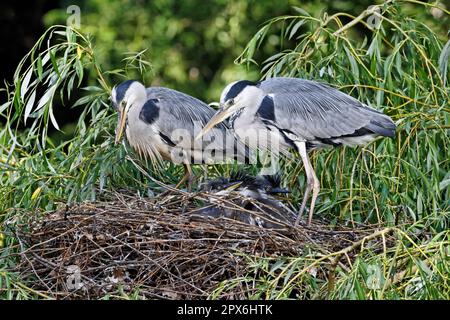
top-left (222, 77), bottom-right (396, 153)
top-left (197, 76), bottom-right (396, 225)
top-left (256, 78), bottom-right (395, 149)
top-left (192, 171), bottom-right (295, 230)
top-left (111, 80), bottom-right (252, 189)
top-left (145, 87), bottom-right (242, 160)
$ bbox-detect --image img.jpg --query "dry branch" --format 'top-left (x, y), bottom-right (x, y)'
top-left (5, 190), bottom-right (395, 299)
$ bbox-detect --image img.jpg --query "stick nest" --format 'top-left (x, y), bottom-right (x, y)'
top-left (9, 190), bottom-right (393, 299)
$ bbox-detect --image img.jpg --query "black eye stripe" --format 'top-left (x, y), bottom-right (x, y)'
top-left (115, 80), bottom-right (135, 103)
top-left (224, 80), bottom-right (258, 101)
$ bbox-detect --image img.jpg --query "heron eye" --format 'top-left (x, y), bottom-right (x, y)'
top-left (120, 100), bottom-right (126, 108)
top-left (227, 98), bottom-right (235, 106)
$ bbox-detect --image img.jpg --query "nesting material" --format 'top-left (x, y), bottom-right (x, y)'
top-left (10, 190), bottom-right (392, 299)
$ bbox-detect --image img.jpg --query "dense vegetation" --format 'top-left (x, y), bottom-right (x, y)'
top-left (1, 0), bottom-right (449, 299)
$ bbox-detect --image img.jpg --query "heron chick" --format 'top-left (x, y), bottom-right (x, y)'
top-left (193, 171), bottom-right (295, 230)
top-left (196, 77), bottom-right (396, 225)
top-left (111, 80), bottom-right (252, 190)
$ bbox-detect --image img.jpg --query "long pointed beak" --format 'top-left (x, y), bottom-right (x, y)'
top-left (195, 106), bottom-right (232, 140)
top-left (115, 109), bottom-right (127, 144)
top-left (223, 181), bottom-right (243, 190)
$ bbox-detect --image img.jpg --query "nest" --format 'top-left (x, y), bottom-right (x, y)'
top-left (9, 190), bottom-right (393, 299)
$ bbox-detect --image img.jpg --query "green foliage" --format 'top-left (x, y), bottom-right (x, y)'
top-left (43, 0), bottom-right (299, 102)
top-left (237, 1), bottom-right (450, 226)
top-left (213, 0), bottom-right (450, 299)
top-left (211, 226), bottom-right (449, 299)
top-left (1, 0), bottom-right (449, 299)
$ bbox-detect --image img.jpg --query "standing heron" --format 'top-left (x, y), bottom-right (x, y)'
top-left (196, 77), bottom-right (396, 225)
top-left (111, 80), bottom-right (251, 190)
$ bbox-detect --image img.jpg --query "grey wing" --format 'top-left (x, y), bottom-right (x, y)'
top-left (146, 87), bottom-right (252, 163)
top-left (259, 78), bottom-right (396, 143)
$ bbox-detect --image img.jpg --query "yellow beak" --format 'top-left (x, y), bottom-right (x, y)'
top-left (115, 108), bottom-right (127, 144)
top-left (225, 181), bottom-right (243, 191)
top-left (195, 106), bottom-right (232, 140)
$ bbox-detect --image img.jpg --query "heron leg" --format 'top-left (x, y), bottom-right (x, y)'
top-left (174, 163), bottom-right (193, 191)
top-left (185, 162), bottom-right (195, 192)
top-left (294, 141), bottom-right (320, 226)
top-left (308, 171), bottom-right (320, 225)
top-left (296, 180), bottom-right (312, 224)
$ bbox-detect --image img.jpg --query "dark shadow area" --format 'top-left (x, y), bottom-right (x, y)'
top-left (0, 1), bottom-right (84, 138)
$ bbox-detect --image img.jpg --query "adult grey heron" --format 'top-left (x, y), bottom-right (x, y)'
top-left (111, 80), bottom-right (251, 190)
top-left (196, 77), bottom-right (396, 225)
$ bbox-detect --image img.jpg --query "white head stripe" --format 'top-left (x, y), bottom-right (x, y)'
top-left (111, 86), bottom-right (117, 105)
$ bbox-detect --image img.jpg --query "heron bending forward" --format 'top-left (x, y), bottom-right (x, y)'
top-left (111, 80), bottom-right (251, 190)
top-left (196, 77), bottom-right (396, 225)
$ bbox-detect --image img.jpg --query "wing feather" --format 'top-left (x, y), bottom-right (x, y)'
top-left (146, 87), bottom-right (252, 163)
top-left (259, 78), bottom-right (395, 142)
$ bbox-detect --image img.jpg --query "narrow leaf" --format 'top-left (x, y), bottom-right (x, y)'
top-left (50, 50), bottom-right (61, 78)
top-left (289, 20), bottom-right (305, 40)
top-left (49, 106), bottom-right (60, 130)
top-left (292, 6), bottom-right (311, 16)
top-left (24, 91), bottom-right (36, 123)
top-left (31, 187), bottom-right (42, 200)
top-left (21, 68), bottom-right (33, 100)
top-left (36, 85), bottom-right (57, 111)
top-left (438, 40), bottom-right (450, 85)
top-left (439, 178), bottom-right (450, 191)
top-left (344, 46), bottom-right (359, 81)
top-left (36, 56), bottom-right (43, 80)
top-left (0, 101), bottom-right (11, 114)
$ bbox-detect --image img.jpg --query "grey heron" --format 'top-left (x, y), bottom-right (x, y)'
top-left (201, 170), bottom-right (289, 195)
top-left (196, 77), bottom-right (396, 225)
top-left (111, 80), bottom-right (251, 190)
top-left (193, 171), bottom-right (295, 229)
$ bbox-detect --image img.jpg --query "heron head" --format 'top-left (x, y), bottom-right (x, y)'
top-left (111, 80), bottom-right (147, 144)
top-left (196, 80), bottom-right (264, 140)
top-left (256, 174), bottom-right (290, 195)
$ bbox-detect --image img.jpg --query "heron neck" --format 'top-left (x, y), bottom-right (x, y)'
top-left (129, 94), bottom-right (147, 116)
top-left (231, 97), bottom-right (264, 128)
top-left (125, 98), bottom-right (147, 138)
